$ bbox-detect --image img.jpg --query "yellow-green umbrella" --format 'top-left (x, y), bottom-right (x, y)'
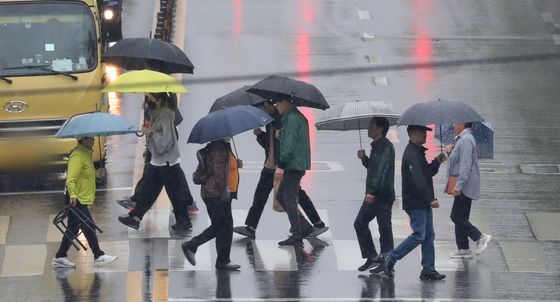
top-left (102, 69), bottom-right (189, 93)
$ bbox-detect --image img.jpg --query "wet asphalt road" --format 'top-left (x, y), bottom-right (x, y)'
top-left (1, 0), bottom-right (560, 301)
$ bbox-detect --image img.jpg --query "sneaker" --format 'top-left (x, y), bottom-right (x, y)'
top-left (181, 241), bottom-right (197, 266)
top-left (358, 257), bottom-right (379, 272)
top-left (369, 254), bottom-right (394, 278)
top-left (233, 226), bottom-right (256, 239)
top-left (475, 234), bottom-right (491, 255)
top-left (306, 226), bottom-right (329, 238)
top-left (116, 197), bottom-right (136, 210)
top-left (171, 221), bottom-right (193, 232)
top-left (420, 269), bottom-right (446, 280)
top-left (187, 203), bottom-right (199, 215)
top-left (94, 255), bottom-right (118, 267)
top-left (278, 235), bottom-right (303, 246)
top-left (215, 262), bottom-right (241, 271)
top-left (118, 215), bottom-right (140, 230)
top-left (51, 257), bottom-right (76, 268)
top-left (449, 249), bottom-right (473, 259)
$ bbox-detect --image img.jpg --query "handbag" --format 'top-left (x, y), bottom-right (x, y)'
top-left (272, 170), bottom-right (285, 212)
top-left (446, 176), bottom-right (457, 195)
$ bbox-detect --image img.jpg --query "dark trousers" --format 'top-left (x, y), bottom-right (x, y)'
top-left (354, 200), bottom-right (394, 259)
top-left (277, 170), bottom-right (313, 237)
top-left (130, 163), bottom-right (191, 225)
top-left (56, 201), bottom-right (104, 259)
top-left (245, 168), bottom-right (322, 229)
top-left (450, 194), bottom-right (482, 250)
top-left (190, 197), bottom-right (233, 266)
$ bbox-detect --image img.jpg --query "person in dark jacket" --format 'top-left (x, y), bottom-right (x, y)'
top-left (233, 101), bottom-right (329, 239)
top-left (181, 139), bottom-right (241, 271)
top-left (354, 117), bottom-right (395, 271)
top-left (371, 125), bottom-right (447, 281)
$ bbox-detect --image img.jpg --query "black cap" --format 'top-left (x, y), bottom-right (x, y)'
top-left (407, 125), bottom-right (433, 133)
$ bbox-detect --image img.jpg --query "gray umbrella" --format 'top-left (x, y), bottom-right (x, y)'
top-left (247, 75), bottom-right (329, 110)
top-left (209, 85), bottom-right (267, 113)
top-left (397, 99), bottom-right (484, 126)
top-left (315, 101), bottom-right (399, 148)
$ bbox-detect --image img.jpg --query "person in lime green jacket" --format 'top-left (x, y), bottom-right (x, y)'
top-left (52, 136), bottom-right (118, 269)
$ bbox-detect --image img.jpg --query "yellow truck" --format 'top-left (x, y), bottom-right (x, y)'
top-left (0, 0), bottom-right (122, 176)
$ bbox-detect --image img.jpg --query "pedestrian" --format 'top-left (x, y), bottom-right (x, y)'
top-left (354, 117), bottom-right (395, 271)
top-left (118, 93), bottom-right (193, 232)
top-left (233, 101), bottom-right (329, 239)
top-left (182, 138), bottom-right (242, 271)
top-left (446, 122), bottom-right (491, 258)
top-left (371, 125), bottom-right (447, 280)
top-left (52, 136), bottom-right (118, 268)
top-left (273, 99), bottom-right (316, 246)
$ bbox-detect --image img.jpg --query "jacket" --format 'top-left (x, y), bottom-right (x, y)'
top-left (278, 107), bottom-right (311, 171)
top-left (446, 130), bottom-right (480, 200)
top-left (147, 106), bottom-right (181, 165)
top-left (66, 143), bottom-right (96, 205)
top-left (401, 141), bottom-right (440, 210)
top-left (362, 137), bottom-right (395, 203)
top-left (201, 141), bottom-right (239, 199)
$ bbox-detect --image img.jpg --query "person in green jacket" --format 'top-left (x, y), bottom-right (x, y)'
top-left (274, 99), bottom-right (315, 246)
top-left (52, 136), bottom-right (117, 269)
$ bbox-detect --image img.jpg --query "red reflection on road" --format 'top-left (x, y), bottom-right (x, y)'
top-left (233, 0), bottom-right (243, 34)
top-left (412, 0), bottom-right (434, 94)
top-left (296, 32), bottom-right (311, 83)
top-left (300, 0), bottom-right (314, 22)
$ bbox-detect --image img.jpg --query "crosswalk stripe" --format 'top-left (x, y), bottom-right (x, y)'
top-left (128, 209), bottom-right (172, 239)
top-left (0, 216), bottom-right (9, 245)
top-left (1, 244), bottom-right (47, 277)
top-left (169, 240), bottom-right (213, 271)
top-left (332, 240), bottom-right (364, 270)
top-left (67, 240), bottom-right (129, 273)
top-left (154, 269), bottom-right (169, 302)
top-left (252, 240), bottom-right (298, 271)
top-left (127, 271), bottom-right (142, 302)
top-left (47, 214), bottom-right (62, 243)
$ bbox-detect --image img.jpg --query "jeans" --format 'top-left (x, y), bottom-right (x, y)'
top-left (354, 200), bottom-right (394, 258)
top-left (387, 208), bottom-right (435, 271)
top-left (56, 201), bottom-right (104, 259)
top-left (450, 194), bottom-right (482, 250)
top-left (189, 197), bottom-right (233, 266)
top-left (277, 170), bottom-right (313, 237)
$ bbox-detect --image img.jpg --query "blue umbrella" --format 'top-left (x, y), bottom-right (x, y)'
top-left (435, 122), bottom-right (494, 159)
top-left (187, 105), bottom-right (274, 144)
top-left (56, 112), bottom-right (140, 138)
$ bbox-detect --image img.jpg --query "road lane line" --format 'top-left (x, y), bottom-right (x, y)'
top-left (1, 244), bottom-right (47, 277)
top-left (0, 216), bottom-right (9, 245)
top-left (127, 271), bottom-right (142, 302)
top-left (358, 10), bottom-right (371, 20)
top-left (154, 269), bottom-right (169, 302)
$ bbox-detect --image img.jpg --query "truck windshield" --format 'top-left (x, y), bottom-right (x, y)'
top-left (0, 2), bottom-right (96, 77)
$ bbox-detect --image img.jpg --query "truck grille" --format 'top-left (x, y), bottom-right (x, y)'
top-left (0, 119), bottom-right (67, 138)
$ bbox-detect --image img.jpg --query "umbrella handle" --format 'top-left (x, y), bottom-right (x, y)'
top-left (358, 119), bottom-right (363, 149)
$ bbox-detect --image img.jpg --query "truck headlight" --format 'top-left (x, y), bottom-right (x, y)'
top-left (103, 9), bottom-right (115, 21)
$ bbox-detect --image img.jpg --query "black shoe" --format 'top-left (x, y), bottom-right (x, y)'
top-left (116, 197), bottom-right (136, 210)
top-left (302, 226), bottom-right (314, 238)
top-left (118, 215), bottom-right (139, 230)
top-left (233, 226), bottom-right (256, 239)
top-left (181, 241), bottom-right (196, 266)
top-left (215, 262), bottom-right (241, 271)
top-left (313, 221), bottom-right (326, 228)
top-left (369, 254), bottom-right (394, 278)
top-left (420, 269), bottom-right (446, 281)
top-left (278, 235), bottom-right (303, 246)
top-left (357, 257), bottom-right (380, 272)
top-left (171, 221), bottom-right (192, 232)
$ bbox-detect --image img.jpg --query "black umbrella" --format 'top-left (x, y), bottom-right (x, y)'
top-left (209, 85), bottom-right (267, 113)
top-left (247, 76), bottom-right (329, 110)
top-left (101, 38), bottom-right (194, 74)
top-left (397, 99), bottom-right (484, 126)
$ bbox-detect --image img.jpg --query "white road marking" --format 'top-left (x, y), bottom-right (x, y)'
top-left (358, 10), bottom-right (371, 20)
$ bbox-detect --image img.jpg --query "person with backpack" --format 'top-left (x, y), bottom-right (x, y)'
top-left (182, 138), bottom-right (242, 271)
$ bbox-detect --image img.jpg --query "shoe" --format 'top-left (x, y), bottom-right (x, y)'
top-left (449, 249), bottom-right (473, 259)
top-left (306, 226), bottom-right (329, 238)
top-left (278, 235), bottom-right (303, 246)
top-left (51, 257), bottom-right (76, 268)
top-left (181, 241), bottom-right (197, 266)
top-left (94, 255), bottom-right (118, 267)
top-left (116, 197), bottom-right (136, 210)
top-left (357, 257), bottom-right (380, 272)
top-left (420, 269), bottom-right (446, 280)
top-left (118, 215), bottom-right (140, 230)
top-left (475, 234), bottom-right (491, 255)
top-left (215, 262), bottom-right (241, 271)
top-left (369, 254), bottom-right (394, 278)
top-left (233, 226), bottom-right (256, 239)
top-left (314, 221), bottom-right (326, 228)
top-left (187, 202), bottom-right (199, 215)
top-left (171, 221), bottom-right (192, 232)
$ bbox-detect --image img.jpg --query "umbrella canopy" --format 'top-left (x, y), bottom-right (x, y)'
top-left (188, 105), bottom-right (274, 144)
top-left (247, 75), bottom-right (329, 110)
top-left (397, 99), bottom-right (484, 126)
top-left (56, 112), bottom-right (139, 138)
top-left (102, 70), bottom-right (189, 93)
top-left (102, 38), bottom-right (194, 74)
top-left (209, 85), bottom-right (267, 113)
top-left (315, 101), bottom-right (400, 131)
top-left (435, 122), bottom-right (494, 159)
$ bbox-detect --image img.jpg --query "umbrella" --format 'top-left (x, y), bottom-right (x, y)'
top-left (247, 75), bottom-right (329, 110)
top-left (315, 101), bottom-right (400, 148)
top-left (102, 38), bottom-right (195, 74)
top-left (435, 122), bottom-right (494, 159)
top-left (209, 85), bottom-right (267, 113)
top-left (56, 112), bottom-right (140, 138)
top-left (187, 105), bottom-right (274, 144)
top-left (102, 69), bottom-right (189, 93)
top-left (397, 99), bottom-right (484, 126)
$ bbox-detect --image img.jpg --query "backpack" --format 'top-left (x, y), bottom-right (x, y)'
top-left (192, 146), bottom-right (210, 185)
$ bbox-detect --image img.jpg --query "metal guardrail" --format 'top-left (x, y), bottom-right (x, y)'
top-left (153, 0), bottom-right (176, 42)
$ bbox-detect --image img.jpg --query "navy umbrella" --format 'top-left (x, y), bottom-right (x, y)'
top-left (187, 105), bottom-right (274, 144)
top-left (209, 85), bottom-right (267, 113)
top-left (435, 122), bottom-right (494, 159)
top-left (397, 99), bottom-right (484, 126)
top-left (247, 76), bottom-right (329, 110)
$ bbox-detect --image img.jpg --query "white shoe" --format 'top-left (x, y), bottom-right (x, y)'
top-left (94, 254), bottom-right (118, 267)
top-left (51, 257), bottom-right (76, 268)
top-left (449, 249), bottom-right (473, 259)
top-left (475, 234), bottom-right (491, 255)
